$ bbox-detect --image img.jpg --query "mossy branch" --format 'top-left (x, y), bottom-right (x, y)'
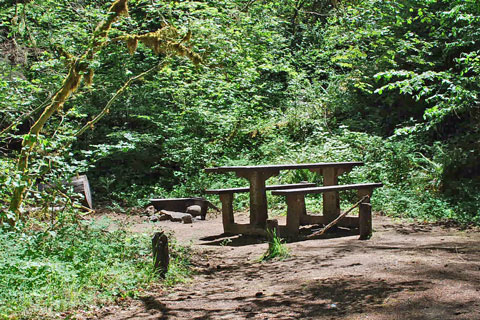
top-left (6, 0), bottom-right (202, 226)
top-left (113, 27), bottom-right (202, 65)
top-left (6, 0), bottom-right (130, 224)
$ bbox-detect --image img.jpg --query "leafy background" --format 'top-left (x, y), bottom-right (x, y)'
top-left (1, 0), bottom-right (479, 220)
top-left (0, 0), bottom-right (479, 316)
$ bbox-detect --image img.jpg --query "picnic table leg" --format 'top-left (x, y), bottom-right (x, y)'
top-left (286, 194), bottom-right (303, 237)
top-left (322, 167), bottom-right (340, 223)
top-left (299, 197), bottom-right (308, 225)
top-left (358, 188), bottom-right (373, 240)
top-left (219, 193), bottom-right (234, 233)
top-left (236, 169), bottom-right (279, 228)
top-left (248, 171), bottom-right (268, 227)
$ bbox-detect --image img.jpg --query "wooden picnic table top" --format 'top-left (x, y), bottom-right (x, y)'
top-left (205, 162), bottom-right (363, 173)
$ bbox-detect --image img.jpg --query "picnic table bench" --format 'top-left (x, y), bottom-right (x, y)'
top-left (205, 162), bottom-right (365, 236)
top-left (272, 182), bottom-right (383, 238)
top-left (205, 182), bottom-right (315, 233)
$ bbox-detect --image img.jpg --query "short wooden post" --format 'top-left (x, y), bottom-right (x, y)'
top-left (358, 189), bottom-right (372, 240)
top-left (152, 232), bottom-right (169, 277)
top-left (219, 193), bottom-right (234, 233)
top-left (266, 219), bottom-right (279, 240)
top-left (286, 194), bottom-right (303, 237)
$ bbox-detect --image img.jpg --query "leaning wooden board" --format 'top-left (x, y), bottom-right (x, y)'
top-left (71, 175), bottom-right (93, 209)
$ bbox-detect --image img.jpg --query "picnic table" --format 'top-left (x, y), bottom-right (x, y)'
top-left (205, 162), bottom-right (363, 235)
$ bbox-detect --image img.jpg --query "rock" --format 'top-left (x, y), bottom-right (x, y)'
top-left (145, 205), bottom-right (156, 216)
top-left (160, 210), bottom-right (193, 223)
top-left (158, 213), bottom-right (171, 221)
top-left (149, 215), bottom-right (160, 222)
top-left (162, 210), bottom-right (184, 222)
top-left (186, 205), bottom-right (202, 217)
top-left (148, 197), bottom-right (212, 220)
top-left (182, 214), bottom-right (193, 224)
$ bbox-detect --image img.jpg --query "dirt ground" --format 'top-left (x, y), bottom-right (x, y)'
top-left (90, 211), bottom-right (480, 320)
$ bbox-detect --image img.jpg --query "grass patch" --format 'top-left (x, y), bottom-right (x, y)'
top-left (163, 238), bottom-right (192, 287)
top-left (260, 230), bottom-right (290, 261)
top-left (0, 217), bottom-right (191, 319)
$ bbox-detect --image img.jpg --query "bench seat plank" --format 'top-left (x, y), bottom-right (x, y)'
top-left (206, 182), bottom-right (315, 233)
top-left (205, 182), bottom-right (316, 195)
top-left (271, 183), bottom-right (383, 196)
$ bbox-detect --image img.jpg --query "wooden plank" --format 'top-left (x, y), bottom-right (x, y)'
top-left (205, 162), bottom-right (364, 173)
top-left (271, 183), bottom-right (384, 196)
top-left (300, 214), bottom-right (325, 225)
top-left (248, 171), bottom-right (268, 227)
top-left (224, 223), bottom-right (266, 236)
top-left (300, 195), bottom-right (308, 225)
top-left (71, 175), bottom-right (93, 209)
top-left (205, 182), bottom-right (315, 195)
top-left (299, 214), bottom-right (359, 227)
top-left (337, 216), bottom-right (360, 228)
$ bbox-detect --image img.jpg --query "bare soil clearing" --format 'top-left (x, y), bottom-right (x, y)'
top-left (91, 212), bottom-right (480, 320)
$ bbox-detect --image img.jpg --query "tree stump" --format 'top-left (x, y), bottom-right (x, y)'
top-left (152, 232), bottom-right (169, 277)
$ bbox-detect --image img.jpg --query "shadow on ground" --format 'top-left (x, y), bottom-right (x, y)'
top-left (120, 277), bottom-right (436, 319)
top-left (95, 217), bottom-right (480, 320)
top-left (199, 225), bottom-right (360, 247)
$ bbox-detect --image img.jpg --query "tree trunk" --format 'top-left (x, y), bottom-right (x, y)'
top-left (5, 1), bottom-right (127, 225)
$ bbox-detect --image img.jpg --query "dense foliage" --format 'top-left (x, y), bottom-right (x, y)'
top-left (0, 0), bottom-right (479, 315)
top-left (78, 0), bottom-right (479, 222)
top-left (0, 217), bottom-right (153, 318)
top-left (2, 0), bottom-right (479, 220)
top-left (0, 214), bottom-right (191, 318)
